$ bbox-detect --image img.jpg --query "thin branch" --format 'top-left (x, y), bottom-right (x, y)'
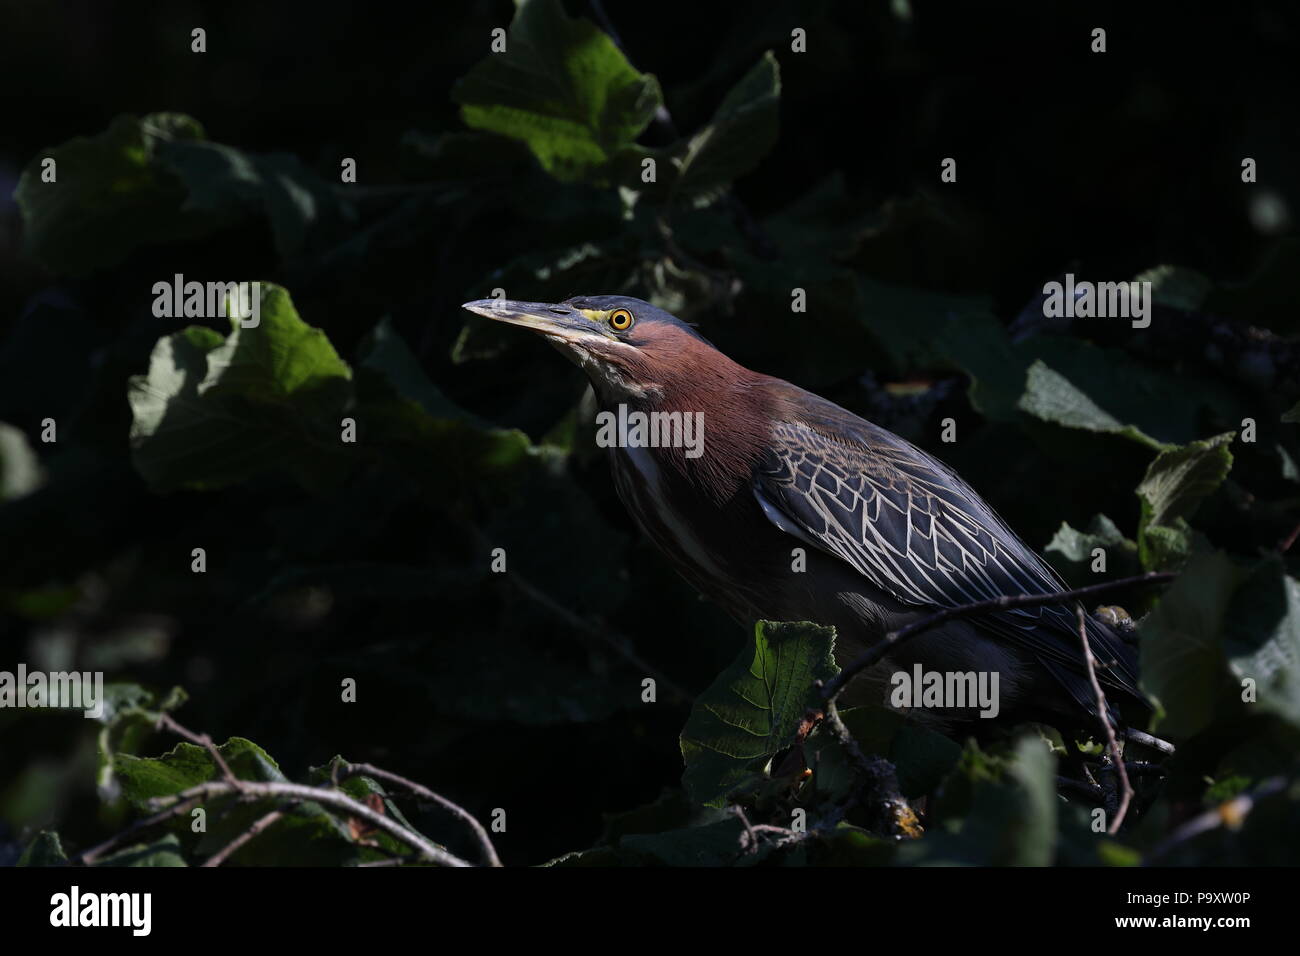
top-left (359, 855), bottom-right (421, 867)
top-left (730, 805), bottom-right (759, 853)
top-left (334, 761), bottom-right (501, 867)
top-left (202, 808), bottom-right (287, 867)
top-left (157, 713), bottom-right (243, 789)
top-left (819, 696), bottom-right (919, 838)
top-left (1147, 777), bottom-right (1287, 862)
top-left (147, 780), bottom-right (473, 868)
top-left (821, 571), bottom-right (1176, 704)
top-left (1076, 606), bottom-right (1133, 832)
top-left (76, 797), bottom-right (201, 865)
top-left (89, 716), bottom-right (484, 867)
top-left (1123, 727), bottom-right (1176, 756)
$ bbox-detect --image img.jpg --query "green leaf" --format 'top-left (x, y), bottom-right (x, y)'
top-left (836, 708), bottom-right (962, 798)
top-left (114, 737), bottom-right (286, 808)
top-left (0, 422), bottom-right (43, 500)
top-left (307, 759), bottom-right (441, 861)
top-left (680, 620), bottom-right (837, 808)
top-left (358, 317), bottom-right (482, 423)
top-left (95, 683), bottom-right (188, 801)
top-left (858, 281), bottom-right (998, 380)
top-left (1141, 550), bottom-right (1243, 738)
top-left (1223, 557), bottom-right (1300, 731)
top-left (1017, 361), bottom-right (1163, 449)
top-left (105, 737), bottom-right (373, 865)
top-left (758, 173), bottom-right (877, 275)
top-left (159, 140), bottom-right (356, 260)
top-left (354, 318), bottom-right (542, 497)
top-left (17, 830), bottom-right (68, 867)
top-left (14, 113), bottom-right (212, 276)
top-left (1138, 432), bottom-right (1235, 528)
top-left (1136, 432), bottom-right (1235, 569)
top-left (1283, 400), bottom-right (1300, 424)
top-left (898, 737), bottom-right (1056, 865)
top-left (669, 52), bottom-right (780, 202)
top-left (127, 284), bottom-right (356, 493)
top-left (1139, 519), bottom-right (1197, 571)
top-left (452, 0), bottom-right (662, 184)
top-left (1045, 514), bottom-right (1139, 584)
top-left (944, 325), bottom-right (1237, 443)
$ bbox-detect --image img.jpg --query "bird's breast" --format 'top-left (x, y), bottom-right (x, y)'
top-left (610, 444), bottom-right (766, 620)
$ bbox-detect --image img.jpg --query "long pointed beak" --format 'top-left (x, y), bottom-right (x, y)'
top-left (462, 299), bottom-right (612, 345)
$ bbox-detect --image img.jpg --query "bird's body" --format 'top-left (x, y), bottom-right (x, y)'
top-left (464, 295), bottom-right (1149, 734)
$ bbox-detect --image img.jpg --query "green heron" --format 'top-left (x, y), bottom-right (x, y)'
top-left (463, 295), bottom-right (1148, 734)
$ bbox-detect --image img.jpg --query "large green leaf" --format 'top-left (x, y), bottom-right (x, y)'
top-left (837, 708), bottom-right (962, 798)
top-left (945, 324), bottom-right (1237, 444)
top-left (1044, 513), bottom-right (1140, 584)
top-left (159, 140), bottom-right (356, 259)
top-left (680, 620), bottom-right (837, 808)
top-left (1223, 556), bottom-right (1300, 732)
top-left (14, 113), bottom-right (213, 276)
top-left (114, 737), bottom-right (286, 808)
top-left (668, 52), bottom-right (780, 202)
top-left (1017, 361), bottom-right (1162, 449)
top-left (1136, 432), bottom-right (1235, 569)
top-left (0, 422), bottom-right (43, 501)
top-left (17, 831), bottom-right (68, 867)
top-left (858, 281), bottom-right (998, 379)
top-left (128, 284), bottom-right (356, 492)
top-left (898, 737), bottom-right (1056, 865)
top-left (354, 317), bottom-right (542, 496)
top-left (452, 0), bottom-right (662, 184)
top-left (112, 737), bottom-right (400, 865)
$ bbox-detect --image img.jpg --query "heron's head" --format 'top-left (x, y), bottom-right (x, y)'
top-left (462, 295), bottom-right (716, 401)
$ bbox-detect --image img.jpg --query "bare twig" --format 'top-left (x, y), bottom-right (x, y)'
top-left (334, 761), bottom-right (502, 867)
top-left (730, 805), bottom-right (759, 853)
top-left (76, 797), bottom-right (201, 865)
top-left (1123, 727), bottom-right (1176, 755)
top-left (202, 808), bottom-right (287, 867)
top-left (147, 780), bottom-right (473, 867)
top-left (359, 855), bottom-right (421, 867)
top-left (801, 572), bottom-right (1177, 828)
top-left (730, 805), bottom-right (801, 855)
top-left (821, 571), bottom-right (1176, 705)
top-left (157, 713), bottom-right (242, 789)
top-left (89, 716), bottom-right (488, 867)
top-left (1076, 606), bottom-right (1133, 832)
top-left (818, 697), bottom-right (920, 838)
top-left (1147, 777), bottom-right (1288, 862)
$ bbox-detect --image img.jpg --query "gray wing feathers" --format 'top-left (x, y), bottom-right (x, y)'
top-left (753, 414), bottom-right (1144, 710)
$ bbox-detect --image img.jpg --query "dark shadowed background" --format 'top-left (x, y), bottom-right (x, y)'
top-left (1, 0), bottom-right (1298, 866)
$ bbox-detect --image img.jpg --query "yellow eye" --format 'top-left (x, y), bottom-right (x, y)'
top-left (609, 308), bottom-right (634, 331)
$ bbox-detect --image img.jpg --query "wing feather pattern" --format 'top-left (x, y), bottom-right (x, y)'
top-left (753, 401), bottom-right (1144, 717)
